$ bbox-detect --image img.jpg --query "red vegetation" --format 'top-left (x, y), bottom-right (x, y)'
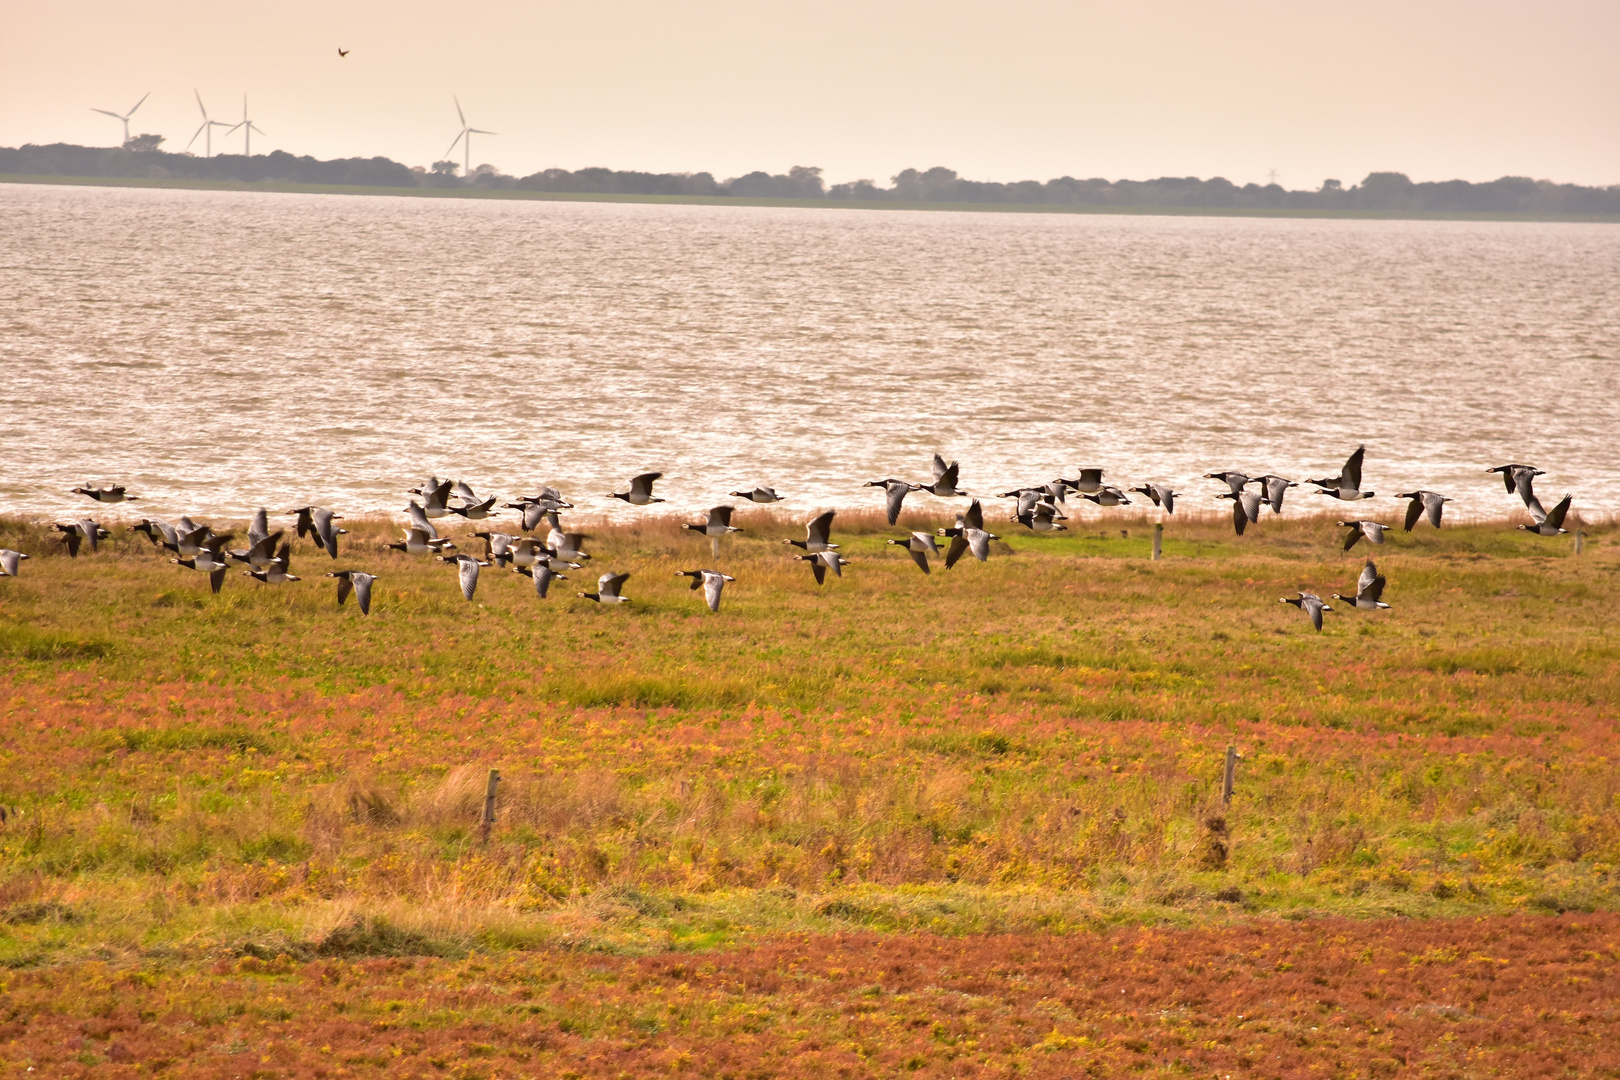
top-left (4, 915), bottom-right (1616, 1078)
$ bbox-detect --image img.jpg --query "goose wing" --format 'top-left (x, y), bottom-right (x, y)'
top-left (408, 501), bottom-right (436, 537)
top-left (600, 572), bottom-right (631, 599)
top-left (1158, 486), bottom-right (1175, 514)
top-left (709, 505), bottom-right (734, 528)
top-left (1403, 496), bottom-right (1423, 532)
top-left (964, 499), bottom-right (984, 531)
top-left (908, 546), bottom-right (931, 574)
top-left (944, 534), bottom-right (969, 569)
top-left (458, 558), bottom-right (480, 600)
top-left (453, 480), bottom-right (479, 503)
top-left (630, 472), bottom-right (662, 500)
top-left (335, 574), bottom-right (353, 606)
top-left (249, 509), bottom-right (269, 545)
top-left (1240, 491), bottom-right (1261, 522)
top-left (1341, 523), bottom-right (1360, 550)
top-left (1360, 571), bottom-right (1386, 604)
top-left (967, 528), bottom-right (992, 562)
top-left (1357, 560), bottom-right (1378, 595)
top-left (913, 531), bottom-right (940, 554)
top-left (1423, 492), bottom-right (1446, 528)
top-left (806, 510), bottom-right (835, 547)
top-left (0, 550), bottom-right (20, 576)
top-left (1231, 498), bottom-right (1247, 536)
top-left (702, 571), bottom-right (727, 611)
top-left (1543, 494), bottom-right (1572, 531)
top-left (208, 566), bottom-right (227, 594)
top-left (351, 573), bottom-right (374, 614)
top-left (1515, 471), bottom-right (1545, 520)
top-left (1342, 445), bottom-right (1366, 491)
top-left (883, 482), bottom-right (910, 524)
top-left (532, 564), bottom-right (556, 598)
top-left (932, 453), bottom-right (950, 481)
top-left (810, 558), bottom-right (827, 585)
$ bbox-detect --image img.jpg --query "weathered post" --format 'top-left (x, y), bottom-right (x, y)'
top-left (480, 769), bottom-right (500, 842)
top-left (1574, 530), bottom-right (1584, 556)
top-left (1152, 523), bottom-right (1163, 561)
top-left (1222, 746), bottom-right (1237, 804)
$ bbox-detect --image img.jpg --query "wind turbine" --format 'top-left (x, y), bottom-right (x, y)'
top-left (91, 92), bottom-right (150, 147)
top-left (185, 90), bottom-right (233, 158)
top-left (444, 97), bottom-right (495, 176)
top-left (225, 95), bottom-right (265, 156)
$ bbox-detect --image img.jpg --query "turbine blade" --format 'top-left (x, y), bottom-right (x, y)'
top-left (185, 122), bottom-right (207, 151)
top-left (195, 88), bottom-right (207, 119)
top-left (469, 128), bottom-right (496, 135)
top-left (455, 96), bottom-right (466, 127)
top-left (129, 91), bottom-right (150, 116)
top-left (445, 133), bottom-right (463, 159)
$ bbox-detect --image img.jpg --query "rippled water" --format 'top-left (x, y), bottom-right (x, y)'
top-left (2, 182), bottom-right (1617, 521)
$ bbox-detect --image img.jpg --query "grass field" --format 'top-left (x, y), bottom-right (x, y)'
top-left (0, 506), bottom-right (1615, 1076)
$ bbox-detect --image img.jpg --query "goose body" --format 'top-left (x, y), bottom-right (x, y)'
top-left (1279, 592), bottom-right (1331, 631)
top-left (682, 505), bottom-right (741, 537)
top-left (783, 510), bottom-right (838, 552)
top-left (174, 549), bottom-right (229, 594)
top-left (1216, 491), bottom-right (1262, 535)
top-left (245, 542), bottom-right (299, 584)
top-left (327, 570), bottom-right (377, 614)
top-left (0, 550), bottom-right (28, 577)
top-left (229, 529), bottom-right (285, 569)
top-left (1080, 486), bottom-right (1131, 507)
top-left (608, 472), bottom-right (665, 505)
top-left (406, 501), bottom-right (440, 539)
top-left (1487, 463), bottom-right (1543, 498)
top-left (1061, 468), bottom-right (1105, 495)
top-left (130, 518), bottom-right (179, 550)
top-left (1013, 502), bottom-right (1068, 532)
top-left (547, 529), bottom-right (592, 562)
top-left (448, 497), bottom-right (499, 520)
top-left (55, 519), bottom-right (110, 558)
top-left (72, 485), bottom-right (137, 504)
top-left (419, 479), bottom-right (454, 519)
top-left (388, 528), bottom-right (453, 556)
top-left (439, 554), bottom-right (490, 600)
top-left (1332, 561), bottom-right (1390, 610)
top-left (676, 568), bottom-right (736, 611)
top-left (580, 572), bottom-right (632, 603)
top-left (1309, 445), bottom-right (1374, 500)
top-left (921, 455), bottom-right (967, 497)
top-left (174, 523), bottom-right (228, 559)
top-left (1338, 520), bottom-right (1389, 551)
top-left (1395, 490), bottom-right (1452, 531)
top-left (474, 531), bottom-right (519, 567)
top-left (1204, 471), bottom-right (1251, 496)
top-left (1251, 475), bottom-right (1297, 514)
top-left (938, 500), bottom-right (996, 567)
top-left (730, 486), bottom-right (784, 504)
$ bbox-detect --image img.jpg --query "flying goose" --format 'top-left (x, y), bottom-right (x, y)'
top-left (55, 519), bottom-right (110, 558)
top-left (71, 485), bottom-right (137, 504)
top-left (1338, 520), bottom-right (1390, 550)
top-left (439, 553), bottom-right (490, 600)
top-left (920, 455), bottom-right (967, 497)
top-left (793, 550), bottom-right (849, 585)
top-left (245, 542), bottom-right (299, 584)
top-left (474, 531), bottom-right (519, 567)
top-left (174, 545), bottom-right (230, 593)
top-left (1519, 494), bottom-right (1573, 536)
top-left (1487, 463), bottom-right (1543, 497)
top-left (1395, 490), bottom-right (1452, 531)
top-left (1012, 502), bottom-right (1068, 532)
top-left (1309, 445), bottom-right (1374, 500)
top-left (937, 500), bottom-right (997, 567)
top-left (730, 486), bottom-right (784, 503)
top-left (228, 529), bottom-right (285, 570)
top-left (675, 568), bottom-right (736, 612)
top-left (1079, 486), bottom-right (1132, 507)
top-left (1215, 490), bottom-right (1262, 536)
top-left (547, 528), bottom-right (592, 562)
top-left (864, 478), bottom-right (920, 525)
top-left (515, 562), bottom-right (565, 598)
top-left (579, 571), bottom-right (632, 604)
top-left (1059, 468), bottom-right (1106, 495)
top-left (1279, 591), bottom-right (1331, 631)
top-left (1129, 483), bottom-right (1176, 514)
top-left (608, 473), bottom-right (665, 505)
top-left (174, 522), bottom-right (228, 559)
top-left (327, 570), bottom-right (377, 615)
top-left (887, 531), bottom-right (941, 574)
top-left (504, 500), bottom-right (556, 533)
top-left (0, 550), bottom-right (30, 577)
top-left (506, 536), bottom-right (565, 569)
top-left (288, 507), bottom-right (346, 558)
top-left (129, 518), bottom-right (179, 550)
top-left (1333, 560), bottom-right (1390, 610)
top-left (783, 510), bottom-right (838, 552)
top-left (682, 506), bottom-right (741, 537)
top-left (388, 528), bottom-right (454, 556)
top-left (1250, 475), bottom-right (1297, 514)
top-left (448, 496), bottom-right (499, 520)
top-left (1204, 471), bottom-right (1252, 497)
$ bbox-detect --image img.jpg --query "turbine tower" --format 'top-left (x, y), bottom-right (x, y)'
top-left (91, 92), bottom-right (151, 147)
top-left (445, 97), bottom-right (495, 176)
top-left (226, 95), bottom-right (266, 156)
top-left (185, 90), bottom-right (233, 158)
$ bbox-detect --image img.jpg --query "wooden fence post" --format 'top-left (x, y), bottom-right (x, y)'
top-left (1222, 746), bottom-right (1237, 804)
top-left (1574, 530), bottom-right (1583, 556)
top-left (1152, 523), bottom-right (1163, 561)
top-left (480, 769), bottom-right (500, 842)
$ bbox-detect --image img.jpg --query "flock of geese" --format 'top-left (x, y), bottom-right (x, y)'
top-left (0, 449), bottom-right (1578, 632)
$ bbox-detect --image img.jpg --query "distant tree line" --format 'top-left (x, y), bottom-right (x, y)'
top-left (4, 143), bottom-right (1617, 215)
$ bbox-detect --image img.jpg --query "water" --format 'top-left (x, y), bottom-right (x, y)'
top-left (2, 182), bottom-right (1617, 522)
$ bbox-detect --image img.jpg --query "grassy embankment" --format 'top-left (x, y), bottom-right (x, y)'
top-left (0, 506), bottom-right (1614, 970)
top-left (7, 173), bottom-right (1620, 223)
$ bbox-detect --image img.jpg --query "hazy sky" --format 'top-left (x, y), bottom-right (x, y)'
top-left (4, 1), bottom-right (1617, 188)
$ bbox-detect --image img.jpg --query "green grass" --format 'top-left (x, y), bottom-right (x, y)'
top-left (0, 508), bottom-right (1614, 965)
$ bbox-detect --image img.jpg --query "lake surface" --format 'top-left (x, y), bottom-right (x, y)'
top-left (2, 182), bottom-right (1617, 522)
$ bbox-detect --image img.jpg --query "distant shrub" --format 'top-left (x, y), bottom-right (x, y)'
top-left (0, 623), bottom-right (112, 661)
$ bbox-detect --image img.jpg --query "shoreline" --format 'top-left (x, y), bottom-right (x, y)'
top-left (6, 172), bottom-right (1620, 223)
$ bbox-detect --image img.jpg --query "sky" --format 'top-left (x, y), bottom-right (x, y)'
top-left (3, 0), bottom-right (1618, 189)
